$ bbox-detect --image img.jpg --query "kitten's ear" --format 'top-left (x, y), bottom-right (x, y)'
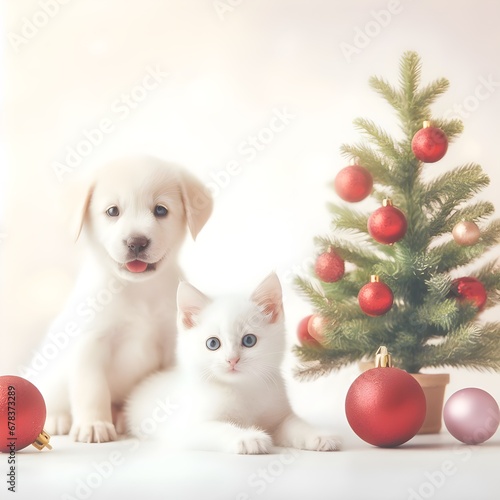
top-left (177, 281), bottom-right (212, 329)
top-left (251, 272), bottom-right (283, 324)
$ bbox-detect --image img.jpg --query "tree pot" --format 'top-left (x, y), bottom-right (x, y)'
top-left (357, 362), bottom-right (450, 434)
top-left (410, 373), bottom-right (450, 434)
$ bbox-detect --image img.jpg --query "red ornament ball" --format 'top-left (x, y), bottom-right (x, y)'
top-left (450, 277), bottom-right (487, 311)
top-left (0, 375), bottom-right (49, 452)
top-left (345, 365), bottom-right (426, 447)
top-left (297, 315), bottom-right (320, 346)
top-left (334, 165), bottom-right (373, 202)
top-left (411, 122), bottom-right (448, 163)
top-left (358, 277), bottom-right (393, 316)
top-left (315, 249), bottom-right (345, 283)
top-left (367, 200), bottom-right (407, 245)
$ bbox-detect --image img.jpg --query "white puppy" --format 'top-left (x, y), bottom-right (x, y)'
top-left (38, 156), bottom-right (212, 443)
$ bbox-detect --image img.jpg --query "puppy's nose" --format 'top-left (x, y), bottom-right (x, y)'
top-left (126, 236), bottom-right (150, 256)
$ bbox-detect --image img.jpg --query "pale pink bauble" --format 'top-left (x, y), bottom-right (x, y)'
top-left (444, 388), bottom-right (500, 445)
top-left (452, 221), bottom-right (480, 246)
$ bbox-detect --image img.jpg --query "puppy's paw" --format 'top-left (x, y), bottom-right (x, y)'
top-left (299, 433), bottom-right (342, 452)
top-left (45, 414), bottom-right (72, 435)
top-left (231, 428), bottom-right (272, 455)
top-left (70, 421), bottom-right (117, 443)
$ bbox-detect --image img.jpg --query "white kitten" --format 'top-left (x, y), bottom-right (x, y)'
top-left (125, 273), bottom-right (341, 454)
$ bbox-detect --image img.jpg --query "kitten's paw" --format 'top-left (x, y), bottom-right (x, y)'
top-left (231, 428), bottom-right (273, 455)
top-left (112, 405), bottom-right (127, 436)
top-left (300, 434), bottom-right (342, 452)
top-left (44, 414), bottom-right (72, 435)
top-left (70, 421), bottom-right (117, 443)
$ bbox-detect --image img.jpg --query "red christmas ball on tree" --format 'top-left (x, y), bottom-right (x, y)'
top-left (297, 315), bottom-right (320, 346)
top-left (0, 375), bottom-right (51, 452)
top-left (334, 164), bottom-right (373, 202)
top-left (367, 199), bottom-right (407, 245)
top-left (345, 347), bottom-right (426, 447)
top-left (315, 248), bottom-right (345, 283)
top-left (358, 275), bottom-right (393, 316)
top-left (411, 121), bottom-right (448, 163)
top-left (450, 277), bottom-right (487, 311)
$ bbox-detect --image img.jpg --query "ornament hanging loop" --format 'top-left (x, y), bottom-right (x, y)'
top-left (375, 346), bottom-right (392, 368)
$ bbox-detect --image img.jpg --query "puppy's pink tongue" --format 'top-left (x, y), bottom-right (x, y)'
top-left (126, 260), bottom-right (148, 273)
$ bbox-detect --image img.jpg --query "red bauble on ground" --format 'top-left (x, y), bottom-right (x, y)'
top-left (0, 375), bottom-right (51, 452)
top-left (411, 121), bottom-right (448, 163)
top-left (334, 164), bottom-right (373, 202)
top-left (297, 315), bottom-right (320, 346)
top-left (345, 347), bottom-right (426, 447)
top-left (450, 277), bottom-right (487, 311)
top-left (367, 199), bottom-right (407, 245)
top-left (358, 276), bottom-right (393, 316)
top-left (315, 248), bottom-right (345, 283)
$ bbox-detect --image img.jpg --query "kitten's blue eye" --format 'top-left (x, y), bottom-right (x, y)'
top-left (106, 205), bottom-right (120, 217)
top-left (206, 337), bottom-right (221, 351)
top-left (242, 334), bottom-right (257, 348)
top-left (154, 204), bottom-right (168, 217)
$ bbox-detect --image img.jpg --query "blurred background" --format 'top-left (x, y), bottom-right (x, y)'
top-left (1, 0), bottom-right (500, 419)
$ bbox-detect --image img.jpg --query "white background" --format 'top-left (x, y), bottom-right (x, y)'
top-left (1, 1), bottom-right (500, 499)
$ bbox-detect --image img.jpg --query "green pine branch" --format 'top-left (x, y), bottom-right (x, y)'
top-left (339, 143), bottom-right (394, 186)
top-left (314, 235), bottom-right (381, 268)
top-left (418, 323), bottom-right (500, 371)
top-left (327, 203), bottom-right (370, 234)
top-left (353, 117), bottom-right (402, 160)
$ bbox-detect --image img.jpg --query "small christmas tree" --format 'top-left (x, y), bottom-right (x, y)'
top-left (295, 51), bottom-right (500, 378)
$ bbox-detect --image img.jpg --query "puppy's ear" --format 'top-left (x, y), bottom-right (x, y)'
top-left (177, 281), bottom-right (212, 329)
top-left (63, 175), bottom-right (95, 242)
top-left (251, 272), bottom-right (284, 324)
top-left (178, 170), bottom-right (213, 240)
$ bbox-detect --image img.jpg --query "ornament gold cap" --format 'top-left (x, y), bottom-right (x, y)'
top-left (375, 346), bottom-right (392, 367)
top-left (32, 430), bottom-right (52, 451)
top-left (423, 120), bottom-right (432, 128)
top-left (382, 198), bottom-right (393, 207)
top-left (370, 275), bottom-right (380, 283)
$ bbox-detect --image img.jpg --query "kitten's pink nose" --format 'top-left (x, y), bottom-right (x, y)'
top-left (227, 357), bottom-right (240, 370)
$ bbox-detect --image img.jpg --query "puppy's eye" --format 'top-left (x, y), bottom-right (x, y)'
top-left (154, 205), bottom-right (168, 218)
top-left (206, 337), bottom-right (221, 351)
top-left (106, 206), bottom-right (120, 217)
top-left (242, 334), bottom-right (257, 348)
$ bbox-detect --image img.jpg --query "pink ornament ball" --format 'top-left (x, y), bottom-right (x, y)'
top-left (443, 388), bottom-right (500, 445)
